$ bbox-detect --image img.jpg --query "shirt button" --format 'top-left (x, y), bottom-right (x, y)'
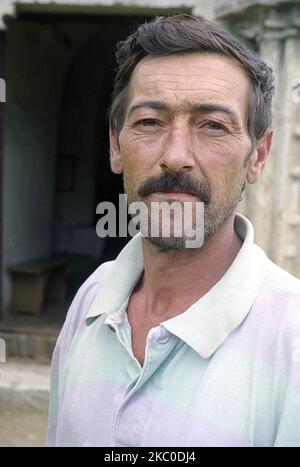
top-left (158, 327), bottom-right (171, 345)
top-left (112, 311), bottom-right (124, 324)
top-left (105, 317), bottom-right (117, 331)
top-left (105, 311), bottom-right (124, 329)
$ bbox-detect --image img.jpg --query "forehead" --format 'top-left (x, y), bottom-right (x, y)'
top-left (127, 53), bottom-right (252, 120)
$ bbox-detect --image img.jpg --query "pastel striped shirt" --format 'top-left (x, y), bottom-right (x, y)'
top-left (47, 214), bottom-right (300, 447)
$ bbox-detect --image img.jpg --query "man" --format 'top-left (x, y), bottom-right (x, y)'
top-left (47, 14), bottom-right (300, 447)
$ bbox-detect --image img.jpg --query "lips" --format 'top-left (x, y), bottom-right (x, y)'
top-left (149, 191), bottom-right (199, 200)
top-left (151, 186), bottom-right (199, 195)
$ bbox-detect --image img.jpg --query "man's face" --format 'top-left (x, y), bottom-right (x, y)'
top-left (110, 53), bottom-right (268, 250)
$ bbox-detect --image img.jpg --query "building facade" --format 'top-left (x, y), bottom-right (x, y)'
top-left (0, 0), bottom-right (299, 321)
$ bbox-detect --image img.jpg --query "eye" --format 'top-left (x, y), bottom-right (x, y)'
top-left (203, 121), bottom-right (228, 132)
top-left (136, 119), bottom-right (160, 128)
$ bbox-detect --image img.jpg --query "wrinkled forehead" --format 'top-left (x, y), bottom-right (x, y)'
top-left (126, 53), bottom-right (252, 123)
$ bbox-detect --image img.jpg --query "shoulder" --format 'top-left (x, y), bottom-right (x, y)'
top-left (55, 260), bottom-right (115, 354)
top-left (264, 259), bottom-right (300, 299)
top-left (252, 258), bottom-right (300, 342)
top-left (261, 259), bottom-right (300, 314)
top-left (68, 260), bottom-right (114, 322)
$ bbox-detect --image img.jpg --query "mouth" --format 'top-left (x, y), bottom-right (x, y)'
top-left (148, 191), bottom-right (200, 201)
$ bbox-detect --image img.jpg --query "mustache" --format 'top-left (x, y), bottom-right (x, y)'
top-left (137, 171), bottom-right (211, 205)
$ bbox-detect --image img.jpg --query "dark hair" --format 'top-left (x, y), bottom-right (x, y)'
top-left (109, 14), bottom-right (275, 144)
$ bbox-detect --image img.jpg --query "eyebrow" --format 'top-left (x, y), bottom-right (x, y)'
top-left (127, 100), bottom-right (241, 126)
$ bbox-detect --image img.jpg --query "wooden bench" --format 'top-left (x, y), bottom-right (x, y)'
top-left (8, 255), bottom-right (70, 314)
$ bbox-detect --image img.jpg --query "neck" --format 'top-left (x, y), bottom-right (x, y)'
top-left (136, 213), bottom-right (243, 322)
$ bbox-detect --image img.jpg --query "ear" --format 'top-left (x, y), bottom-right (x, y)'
top-left (109, 126), bottom-right (124, 174)
top-left (246, 129), bottom-right (273, 184)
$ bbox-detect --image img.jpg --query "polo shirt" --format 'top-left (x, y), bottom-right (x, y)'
top-left (47, 213), bottom-right (300, 447)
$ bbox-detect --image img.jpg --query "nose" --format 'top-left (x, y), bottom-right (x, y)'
top-left (160, 126), bottom-right (196, 172)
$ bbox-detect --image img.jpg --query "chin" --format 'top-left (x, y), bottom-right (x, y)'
top-left (144, 235), bottom-right (203, 252)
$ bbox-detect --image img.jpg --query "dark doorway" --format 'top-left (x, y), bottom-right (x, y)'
top-left (0, 31), bottom-right (5, 319)
top-left (53, 15), bottom-right (151, 296)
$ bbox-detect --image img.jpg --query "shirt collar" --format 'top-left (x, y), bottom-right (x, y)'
top-left (86, 213), bottom-right (268, 358)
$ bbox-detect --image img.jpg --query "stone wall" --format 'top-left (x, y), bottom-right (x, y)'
top-left (217, 2), bottom-right (300, 276)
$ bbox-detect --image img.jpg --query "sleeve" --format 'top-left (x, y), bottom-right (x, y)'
top-left (273, 300), bottom-right (300, 447)
top-left (46, 261), bottom-right (113, 446)
top-left (46, 331), bottom-right (62, 447)
top-left (46, 284), bottom-right (92, 447)
top-left (273, 347), bottom-right (300, 446)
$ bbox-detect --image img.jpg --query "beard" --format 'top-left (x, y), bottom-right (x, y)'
top-left (124, 170), bottom-right (242, 252)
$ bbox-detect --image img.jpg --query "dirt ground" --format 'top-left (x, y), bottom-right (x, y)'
top-left (0, 411), bottom-right (48, 447)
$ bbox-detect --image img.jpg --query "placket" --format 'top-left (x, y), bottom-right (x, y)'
top-left (113, 325), bottom-right (181, 447)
